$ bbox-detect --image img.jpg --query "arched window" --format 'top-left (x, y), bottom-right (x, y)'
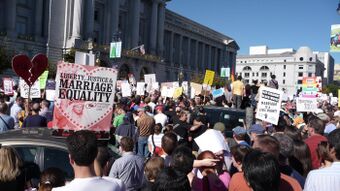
top-left (243, 66), bottom-right (252, 71)
top-left (259, 66), bottom-right (269, 70)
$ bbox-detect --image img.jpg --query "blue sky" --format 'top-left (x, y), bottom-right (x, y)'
top-left (167, 0), bottom-right (340, 64)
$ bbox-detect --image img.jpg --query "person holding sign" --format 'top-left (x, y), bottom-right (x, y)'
top-left (231, 76), bottom-right (245, 109)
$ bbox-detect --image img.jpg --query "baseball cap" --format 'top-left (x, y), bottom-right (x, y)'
top-left (249, 124), bottom-right (265, 135)
top-left (232, 126), bottom-right (247, 136)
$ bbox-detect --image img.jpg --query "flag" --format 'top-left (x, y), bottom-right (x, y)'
top-left (231, 64), bottom-right (235, 82)
top-left (139, 44), bottom-right (145, 55)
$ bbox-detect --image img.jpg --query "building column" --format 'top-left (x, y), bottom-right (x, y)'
top-left (195, 41), bottom-right (199, 72)
top-left (187, 38), bottom-right (191, 69)
top-left (169, 31), bottom-right (174, 66)
top-left (149, 0), bottom-right (158, 54)
top-left (208, 45), bottom-right (211, 70)
top-left (6, 0), bottom-right (16, 37)
top-left (179, 35), bottom-right (183, 68)
top-left (110, 0), bottom-right (119, 40)
top-left (214, 48), bottom-right (218, 72)
top-left (131, 0), bottom-right (140, 48)
top-left (71, 0), bottom-right (84, 39)
top-left (202, 43), bottom-right (206, 71)
top-left (157, 1), bottom-right (165, 56)
top-left (34, 0), bottom-right (43, 39)
top-left (84, 0), bottom-right (94, 41)
top-left (43, 0), bottom-right (49, 38)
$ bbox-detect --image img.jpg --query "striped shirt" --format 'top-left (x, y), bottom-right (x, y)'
top-left (136, 113), bottom-right (154, 136)
top-left (304, 162), bottom-right (340, 191)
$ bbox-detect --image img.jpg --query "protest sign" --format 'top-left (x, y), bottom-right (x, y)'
top-left (173, 87), bottom-right (183, 99)
top-left (302, 77), bottom-right (318, 98)
top-left (3, 78), bottom-right (14, 95)
top-left (144, 74), bottom-right (156, 93)
top-left (296, 97), bottom-right (318, 112)
top-left (20, 78), bottom-right (41, 98)
top-left (152, 82), bottom-right (159, 91)
top-left (220, 68), bottom-right (230, 78)
top-left (182, 81), bottom-right (189, 95)
top-left (161, 85), bottom-right (175, 98)
top-left (46, 79), bottom-right (56, 90)
top-left (203, 70), bottom-right (215, 86)
top-left (195, 129), bottom-right (229, 153)
top-left (116, 80), bottom-right (123, 90)
top-left (330, 24), bottom-right (340, 52)
top-left (339, 89), bottom-right (340, 108)
top-left (212, 88), bottom-right (224, 99)
top-left (110, 41), bottom-right (122, 58)
top-left (53, 62), bottom-right (117, 139)
top-left (256, 86), bottom-right (283, 125)
top-left (136, 82), bottom-right (146, 96)
top-left (45, 90), bottom-right (56, 101)
top-left (39, 70), bottom-right (49, 89)
top-left (190, 82), bottom-right (203, 96)
top-left (121, 82), bottom-right (131, 97)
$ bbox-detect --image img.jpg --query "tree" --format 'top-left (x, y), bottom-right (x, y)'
top-left (322, 83), bottom-right (339, 97)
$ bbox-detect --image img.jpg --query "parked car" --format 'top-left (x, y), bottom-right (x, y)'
top-left (0, 127), bottom-right (119, 180)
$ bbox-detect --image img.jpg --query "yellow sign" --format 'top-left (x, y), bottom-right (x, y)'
top-left (203, 70), bottom-right (215, 86)
top-left (173, 87), bottom-right (183, 99)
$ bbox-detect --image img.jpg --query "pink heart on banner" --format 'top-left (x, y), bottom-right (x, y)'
top-left (12, 54), bottom-right (48, 86)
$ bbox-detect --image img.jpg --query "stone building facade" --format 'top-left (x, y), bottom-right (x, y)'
top-left (0, 0), bottom-right (238, 82)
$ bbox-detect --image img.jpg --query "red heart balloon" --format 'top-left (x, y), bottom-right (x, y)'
top-left (12, 54), bottom-right (48, 86)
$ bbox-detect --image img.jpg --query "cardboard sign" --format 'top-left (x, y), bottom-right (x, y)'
top-left (121, 82), bottom-right (131, 97)
top-left (220, 68), bottom-right (230, 78)
top-left (110, 41), bottom-right (122, 58)
top-left (136, 82), bottom-right (146, 96)
top-left (144, 74), bottom-right (156, 93)
top-left (3, 78), bottom-right (14, 96)
top-left (39, 70), bottom-right (49, 89)
top-left (152, 82), bottom-right (159, 91)
top-left (195, 129), bottom-right (229, 153)
top-left (212, 88), bottom-right (224, 99)
top-left (46, 79), bottom-right (56, 90)
top-left (53, 62), bottom-right (117, 139)
top-left (190, 82), bottom-right (203, 96)
top-left (182, 81), bottom-right (189, 95)
top-left (302, 77), bottom-right (318, 98)
top-left (256, 86), bottom-right (283, 125)
top-left (20, 78), bottom-right (41, 98)
top-left (203, 70), bottom-right (215, 86)
top-left (296, 97), bottom-right (318, 112)
top-left (161, 86), bottom-right (175, 98)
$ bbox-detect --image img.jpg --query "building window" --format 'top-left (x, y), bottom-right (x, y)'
top-left (16, 16), bottom-right (27, 35)
top-left (309, 57), bottom-right (312, 61)
top-left (94, 10), bottom-right (99, 21)
top-left (284, 60), bottom-right (286, 62)
top-left (240, 61), bottom-right (243, 63)
top-left (252, 72), bottom-right (255, 77)
top-left (283, 65), bottom-right (286, 69)
top-left (298, 72), bottom-right (303, 77)
top-left (299, 57), bottom-right (303, 61)
top-left (244, 73), bottom-right (250, 78)
top-left (298, 80), bottom-right (303, 84)
top-left (283, 72), bottom-right (286, 77)
top-left (261, 73), bottom-right (267, 78)
top-left (308, 73), bottom-right (312, 77)
top-left (299, 65), bottom-right (303, 69)
top-left (245, 80), bottom-right (249, 84)
top-left (283, 80), bottom-right (285, 84)
top-left (256, 72), bottom-right (259, 77)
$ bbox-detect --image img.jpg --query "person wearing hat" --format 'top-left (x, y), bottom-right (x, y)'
top-left (248, 124), bottom-right (265, 144)
top-left (232, 126), bottom-right (250, 147)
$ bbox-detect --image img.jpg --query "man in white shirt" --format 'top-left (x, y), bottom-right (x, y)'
top-left (10, 97), bottom-right (23, 129)
top-left (304, 128), bottom-right (340, 191)
top-left (53, 130), bottom-right (125, 191)
top-left (153, 106), bottom-right (168, 127)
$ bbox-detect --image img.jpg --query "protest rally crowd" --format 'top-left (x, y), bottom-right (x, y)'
top-left (1, 72), bottom-right (340, 191)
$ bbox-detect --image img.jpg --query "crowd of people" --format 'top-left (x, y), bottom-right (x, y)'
top-left (0, 76), bottom-right (340, 191)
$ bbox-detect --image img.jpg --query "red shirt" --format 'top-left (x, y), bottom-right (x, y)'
top-left (304, 134), bottom-right (327, 169)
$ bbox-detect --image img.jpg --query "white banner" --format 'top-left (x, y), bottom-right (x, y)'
top-left (20, 78), bottom-right (41, 98)
top-left (144, 74), bottom-right (156, 93)
top-left (256, 86), bottom-right (283, 125)
top-left (121, 82), bottom-right (131, 97)
top-left (3, 78), bottom-right (14, 95)
top-left (296, 97), bottom-right (318, 112)
top-left (136, 82), bottom-right (146, 96)
top-left (45, 90), bottom-right (56, 101)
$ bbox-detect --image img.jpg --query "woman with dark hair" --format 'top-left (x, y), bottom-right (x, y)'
top-left (243, 150), bottom-right (281, 191)
top-left (284, 125), bottom-right (302, 141)
top-left (230, 145), bottom-right (252, 172)
top-left (38, 168), bottom-right (65, 191)
top-left (316, 141), bottom-right (333, 168)
top-left (148, 123), bottom-right (164, 156)
top-left (153, 167), bottom-right (190, 191)
top-left (290, 140), bottom-right (312, 177)
top-left (142, 157), bottom-right (165, 191)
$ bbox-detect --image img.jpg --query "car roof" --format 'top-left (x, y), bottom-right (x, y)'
top-left (203, 105), bottom-right (245, 113)
top-left (0, 128), bottom-right (67, 150)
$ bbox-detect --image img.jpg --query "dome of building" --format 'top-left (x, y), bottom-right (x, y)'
top-left (294, 46), bottom-right (315, 62)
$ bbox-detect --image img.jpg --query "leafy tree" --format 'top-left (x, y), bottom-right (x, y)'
top-left (0, 46), bottom-right (12, 74)
top-left (322, 83), bottom-right (339, 97)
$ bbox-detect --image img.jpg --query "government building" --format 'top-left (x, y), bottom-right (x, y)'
top-left (0, 0), bottom-right (239, 82)
top-left (236, 45), bottom-right (334, 96)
